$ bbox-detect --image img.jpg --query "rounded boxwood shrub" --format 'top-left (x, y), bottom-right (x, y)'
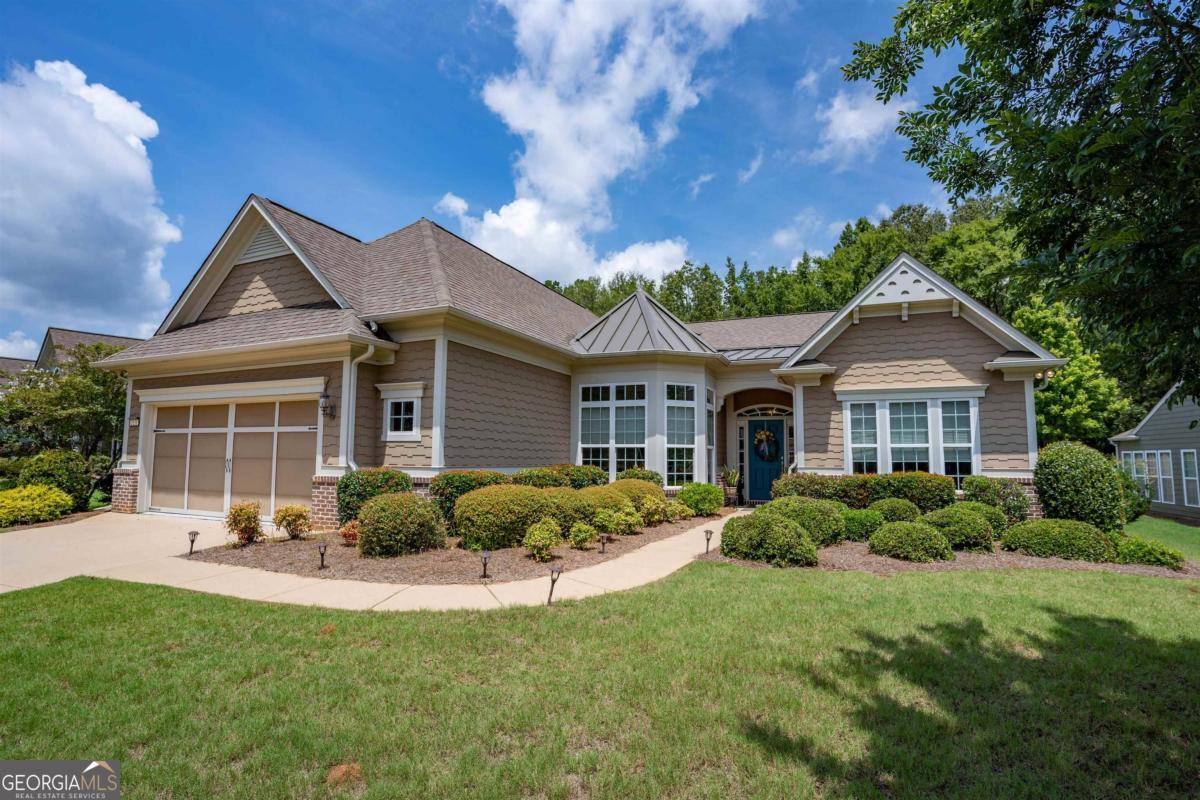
top-left (0, 484), bottom-right (74, 527)
top-left (758, 497), bottom-right (846, 546)
top-left (593, 507), bottom-right (641, 535)
top-left (337, 467), bottom-right (413, 525)
top-left (678, 482), bottom-right (724, 515)
top-left (639, 496), bottom-right (670, 525)
top-left (962, 475), bottom-right (1030, 525)
top-left (609, 479), bottom-right (667, 514)
top-left (358, 492), bottom-right (445, 556)
top-left (954, 501), bottom-right (1008, 537)
top-left (666, 500), bottom-right (693, 521)
top-left (454, 484), bottom-right (553, 550)
top-left (921, 506), bottom-right (994, 552)
top-left (549, 464), bottom-right (609, 488)
top-left (510, 467), bottom-right (570, 488)
top-left (868, 497), bottom-right (921, 523)
top-left (616, 467), bottom-right (663, 485)
top-left (429, 470), bottom-right (509, 522)
top-left (869, 521), bottom-right (953, 562)
top-left (842, 508), bottom-right (884, 541)
top-left (19, 449), bottom-right (91, 511)
top-left (1034, 442), bottom-right (1124, 532)
top-left (1001, 519), bottom-right (1116, 562)
top-left (523, 518), bottom-right (561, 562)
top-left (580, 486), bottom-right (638, 514)
top-left (569, 521), bottom-right (598, 549)
top-left (720, 513), bottom-right (817, 567)
top-left (541, 488), bottom-right (597, 532)
top-left (1113, 535), bottom-right (1185, 570)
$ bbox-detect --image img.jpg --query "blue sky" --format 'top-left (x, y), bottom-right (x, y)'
top-left (0, 0), bottom-right (954, 358)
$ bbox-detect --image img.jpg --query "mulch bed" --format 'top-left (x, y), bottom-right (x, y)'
top-left (700, 540), bottom-right (1200, 581)
top-left (184, 509), bottom-right (733, 584)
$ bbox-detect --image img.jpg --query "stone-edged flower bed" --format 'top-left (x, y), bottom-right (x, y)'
top-left (185, 509), bottom-right (732, 584)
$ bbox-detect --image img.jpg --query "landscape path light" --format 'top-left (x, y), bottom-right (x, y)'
top-left (187, 530), bottom-right (199, 555)
top-left (318, 541), bottom-right (328, 570)
top-left (547, 565), bottom-right (564, 606)
top-left (705, 529), bottom-right (713, 554)
top-left (481, 550), bottom-right (491, 579)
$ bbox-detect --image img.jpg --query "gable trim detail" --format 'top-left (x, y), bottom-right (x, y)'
top-left (781, 253), bottom-right (1057, 369)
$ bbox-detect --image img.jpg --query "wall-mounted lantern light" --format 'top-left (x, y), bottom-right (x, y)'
top-left (319, 391), bottom-right (336, 419)
top-left (129, 416), bottom-right (140, 429)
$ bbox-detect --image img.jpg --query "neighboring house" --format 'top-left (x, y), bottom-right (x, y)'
top-left (1111, 384), bottom-right (1200, 522)
top-left (99, 194), bottom-right (1065, 526)
top-left (35, 327), bottom-right (143, 371)
top-left (0, 356), bottom-right (34, 392)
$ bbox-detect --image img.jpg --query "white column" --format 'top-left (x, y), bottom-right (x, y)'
top-left (338, 356), bottom-right (352, 468)
top-left (432, 335), bottom-right (448, 468)
top-left (792, 382), bottom-right (804, 468)
top-left (1024, 378), bottom-right (1038, 469)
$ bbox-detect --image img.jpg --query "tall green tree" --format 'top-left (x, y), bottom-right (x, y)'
top-left (0, 343), bottom-right (127, 458)
top-left (1013, 299), bottom-right (1130, 448)
top-left (847, 0), bottom-right (1200, 402)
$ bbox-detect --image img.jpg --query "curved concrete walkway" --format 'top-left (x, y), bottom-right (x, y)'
top-left (1, 511), bottom-right (742, 611)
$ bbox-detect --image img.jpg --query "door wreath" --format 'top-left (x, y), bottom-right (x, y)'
top-left (753, 427), bottom-right (779, 462)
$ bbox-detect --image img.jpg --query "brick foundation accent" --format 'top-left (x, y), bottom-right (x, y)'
top-left (310, 472), bottom-right (434, 529)
top-left (112, 467), bottom-right (139, 513)
top-left (1011, 476), bottom-right (1043, 519)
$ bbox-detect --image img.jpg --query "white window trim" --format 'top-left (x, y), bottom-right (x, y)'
top-left (378, 382), bottom-right (423, 443)
top-left (842, 395), bottom-right (981, 479)
top-left (1158, 450), bottom-right (1175, 505)
top-left (665, 382), bottom-right (697, 489)
top-left (1181, 449), bottom-right (1199, 507)
top-left (706, 388), bottom-right (716, 484)
top-left (578, 382), bottom-right (648, 481)
top-left (1123, 449), bottom-right (1177, 504)
top-left (846, 401), bottom-right (880, 474)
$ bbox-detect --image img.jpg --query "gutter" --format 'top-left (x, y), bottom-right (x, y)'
top-left (345, 344), bottom-right (376, 471)
top-left (96, 333), bottom-right (397, 369)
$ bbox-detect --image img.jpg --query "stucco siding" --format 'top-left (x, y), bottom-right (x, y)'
top-left (1116, 395), bottom-right (1200, 521)
top-left (198, 254), bottom-right (331, 321)
top-left (131, 362), bottom-right (342, 466)
top-left (356, 340), bottom-right (436, 468)
top-left (444, 342), bottom-right (571, 468)
top-left (802, 312), bottom-right (1028, 471)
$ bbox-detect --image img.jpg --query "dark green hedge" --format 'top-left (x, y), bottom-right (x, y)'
top-left (357, 493), bottom-right (445, 557)
top-left (336, 468), bottom-right (413, 525)
top-left (961, 476), bottom-right (1030, 525)
top-left (18, 449), bottom-right (91, 511)
top-left (772, 471), bottom-right (954, 511)
top-left (1001, 518), bottom-right (1116, 562)
top-left (428, 470), bottom-right (510, 523)
top-left (757, 497), bottom-right (846, 546)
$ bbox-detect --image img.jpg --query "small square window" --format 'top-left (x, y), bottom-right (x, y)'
top-left (383, 395), bottom-right (421, 442)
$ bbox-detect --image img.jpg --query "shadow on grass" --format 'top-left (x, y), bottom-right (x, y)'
top-left (741, 609), bottom-right (1200, 798)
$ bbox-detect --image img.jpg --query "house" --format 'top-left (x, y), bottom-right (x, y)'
top-left (1111, 384), bottom-right (1200, 522)
top-left (100, 194), bottom-right (1065, 526)
top-left (35, 327), bottom-right (143, 371)
top-left (0, 357), bottom-right (33, 391)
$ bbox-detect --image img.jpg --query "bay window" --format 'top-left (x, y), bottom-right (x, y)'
top-left (579, 383), bottom-right (646, 479)
top-left (666, 383), bottom-right (696, 487)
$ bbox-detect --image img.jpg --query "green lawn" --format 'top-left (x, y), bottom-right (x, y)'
top-left (1127, 515), bottom-right (1200, 562)
top-left (1, 566), bottom-right (1197, 799)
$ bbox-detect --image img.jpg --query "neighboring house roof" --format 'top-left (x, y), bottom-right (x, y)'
top-left (572, 289), bottom-right (716, 356)
top-left (104, 304), bottom-right (389, 365)
top-left (36, 327), bottom-right (142, 369)
top-left (1110, 382), bottom-right (1184, 443)
top-left (0, 356), bottom-right (33, 386)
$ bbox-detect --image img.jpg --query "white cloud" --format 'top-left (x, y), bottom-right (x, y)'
top-left (689, 172), bottom-right (716, 198)
top-left (435, 0), bottom-right (760, 284)
top-left (0, 60), bottom-right (179, 337)
top-left (737, 147), bottom-right (764, 183)
top-left (873, 202), bottom-right (893, 221)
top-left (435, 192), bottom-right (469, 218)
top-left (769, 207), bottom-right (846, 266)
top-left (809, 89), bottom-right (915, 169)
top-left (0, 330), bottom-right (38, 360)
top-left (794, 69), bottom-right (820, 94)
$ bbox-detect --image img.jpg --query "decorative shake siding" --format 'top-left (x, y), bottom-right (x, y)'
top-left (355, 340), bottom-right (436, 468)
top-left (444, 342), bottom-right (571, 468)
top-left (803, 312), bottom-right (1029, 471)
top-left (198, 254), bottom-right (331, 321)
top-left (130, 363), bottom-right (343, 466)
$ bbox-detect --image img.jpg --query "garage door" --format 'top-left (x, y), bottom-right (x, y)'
top-left (149, 400), bottom-right (319, 516)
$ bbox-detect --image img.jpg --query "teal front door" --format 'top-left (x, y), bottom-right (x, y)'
top-left (747, 419), bottom-right (784, 502)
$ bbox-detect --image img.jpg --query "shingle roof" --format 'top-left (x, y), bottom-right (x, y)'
top-left (0, 356), bottom-right (33, 383)
top-left (573, 289), bottom-right (717, 356)
top-left (45, 328), bottom-right (143, 351)
top-left (687, 312), bottom-right (835, 352)
top-left (257, 198), bottom-right (596, 348)
top-left (103, 304), bottom-right (384, 364)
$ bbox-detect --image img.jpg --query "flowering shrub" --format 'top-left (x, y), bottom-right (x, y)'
top-left (225, 501), bottom-right (263, 546)
top-left (272, 504), bottom-right (311, 539)
top-left (338, 519), bottom-right (360, 546)
top-left (0, 484), bottom-right (73, 527)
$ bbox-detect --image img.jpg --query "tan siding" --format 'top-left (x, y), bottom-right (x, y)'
top-left (802, 312), bottom-right (1029, 471)
top-left (444, 342), bottom-right (571, 467)
top-left (356, 340), bottom-right (436, 468)
top-left (132, 362), bottom-right (342, 466)
top-left (198, 255), bottom-right (331, 321)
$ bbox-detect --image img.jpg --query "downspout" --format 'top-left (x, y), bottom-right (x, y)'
top-left (345, 344), bottom-right (375, 471)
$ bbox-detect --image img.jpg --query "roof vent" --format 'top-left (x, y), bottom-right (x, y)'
top-left (236, 223), bottom-right (290, 264)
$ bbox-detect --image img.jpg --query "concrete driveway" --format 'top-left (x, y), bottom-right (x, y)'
top-left (0, 510), bottom-right (738, 610)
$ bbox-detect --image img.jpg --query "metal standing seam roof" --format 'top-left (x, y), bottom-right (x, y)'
top-left (572, 289), bottom-right (717, 355)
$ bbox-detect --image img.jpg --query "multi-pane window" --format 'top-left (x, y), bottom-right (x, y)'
top-left (579, 384), bottom-right (646, 480)
top-left (1123, 450), bottom-right (1176, 504)
top-left (706, 388), bottom-right (716, 483)
top-left (388, 400), bottom-right (415, 434)
top-left (849, 402), bottom-right (878, 474)
top-left (380, 384), bottom-right (422, 442)
top-left (889, 401), bottom-right (929, 472)
top-left (941, 399), bottom-right (973, 488)
top-left (666, 383), bottom-right (696, 486)
top-left (1182, 450), bottom-right (1199, 508)
top-left (1158, 450), bottom-right (1175, 504)
top-left (737, 425), bottom-right (746, 479)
